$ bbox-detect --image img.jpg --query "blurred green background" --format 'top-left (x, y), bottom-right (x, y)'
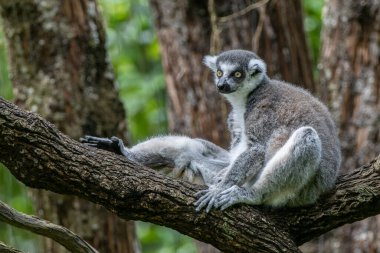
top-left (0, 0), bottom-right (323, 252)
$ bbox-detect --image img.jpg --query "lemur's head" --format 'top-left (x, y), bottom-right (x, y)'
top-left (203, 49), bottom-right (267, 95)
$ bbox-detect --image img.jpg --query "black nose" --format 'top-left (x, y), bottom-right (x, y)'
top-left (217, 83), bottom-right (226, 90)
top-left (217, 83), bottom-right (232, 93)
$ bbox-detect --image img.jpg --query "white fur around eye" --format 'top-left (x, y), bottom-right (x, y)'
top-left (219, 62), bottom-right (239, 75)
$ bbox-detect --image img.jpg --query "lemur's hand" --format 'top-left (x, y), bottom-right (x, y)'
top-left (194, 185), bottom-right (225, 213)
top-left (80, 135), bottom-right (126, 156)
top-left (214, 185), bottom-right (257, 210)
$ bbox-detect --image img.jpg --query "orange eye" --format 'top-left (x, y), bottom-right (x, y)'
top-left (234, 71), bottom-right (242, 78)
top-left (216, 70), bottom-right (223, 77)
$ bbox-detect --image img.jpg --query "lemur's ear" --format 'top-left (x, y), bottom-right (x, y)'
top-left (248, 58), bottom-right (267, 76)
top-left (203, 55), bottom-right (217, 71)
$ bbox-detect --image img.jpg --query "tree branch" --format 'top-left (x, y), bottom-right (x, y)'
top-left (0, 200), bottom-right (98, 253)
top-left (0, 241), bottom-right (24, 253)
top-left (0, 96), bottom-right (379, 252)
top-left (283, 157), bottom-right (380, 244)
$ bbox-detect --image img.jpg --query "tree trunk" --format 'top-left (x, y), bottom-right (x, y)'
top-left (150, 0), bottom-right (314, 251)
top-left (313, 0), bottom-right (380, 252)
top-left (0, 1), bottom-right (139, 252)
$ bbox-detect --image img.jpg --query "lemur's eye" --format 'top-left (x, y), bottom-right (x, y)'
top-left (216, 70), bottom-right (223, 77)
top-left (234, 71), bottom-right (242, 78)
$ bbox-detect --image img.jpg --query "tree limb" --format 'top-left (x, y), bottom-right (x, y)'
top-left (0, 200), bottom-right (98, 253)
top-left (0, 97), bottom-right (379, 252)
top-left (0, 241), bottom-right (24, 253)
top-left (283, 157), bottom-right (380, 244)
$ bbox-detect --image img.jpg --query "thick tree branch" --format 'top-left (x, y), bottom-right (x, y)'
top-left (0, 97), bottom-right (379, 252)
top-left (0, 200), bottom-right (98, 253)
top-left (283, 157), bottom-right (380, 244)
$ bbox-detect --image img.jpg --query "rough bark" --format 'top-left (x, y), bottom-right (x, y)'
top-left (315, 0), bottom-right (380, 252)
top-left (1, 97), bottom-right (380, 253)
top-left (320, 0), bottom-right (380, 174)
top-left (0, 1), bottom-right (138, 252)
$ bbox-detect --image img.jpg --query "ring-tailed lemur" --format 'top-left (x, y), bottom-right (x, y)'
top-left (81, 49), bottom-right (341, 213)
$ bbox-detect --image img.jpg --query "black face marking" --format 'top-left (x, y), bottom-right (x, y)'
top-left (229, 69), bottom-right (245, 81)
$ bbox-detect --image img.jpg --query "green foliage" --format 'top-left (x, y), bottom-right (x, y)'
top-left (0, 29), bottom-right (12, 100)
top-left (138, 222), bottom-right (197, 253)
top-left (303, 0), bottom-right (324, 66)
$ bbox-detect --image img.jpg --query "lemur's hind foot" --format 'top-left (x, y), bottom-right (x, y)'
top-left (80, 135), bottom-right (128, 156)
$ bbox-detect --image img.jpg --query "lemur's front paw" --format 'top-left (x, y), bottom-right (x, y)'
top-left (214, 185), bottom-right (243, 210)
top-left (194, 186), bottom-right (223, 213)
top-left (214, 186), bottom-right (258, 210)
top-left (80, 135), bottom-right (125, 156)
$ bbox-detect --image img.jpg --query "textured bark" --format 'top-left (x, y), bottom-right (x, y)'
top-left (150, 0), bottom-right (314, 149)
top-left (1, 97), bottom-right (380, 252)
top-left (0, 1), bottom-right (138, 252)
top-left (320, 0), bottom-right (380, 174)
top-left (314, 1), bottom-right (380, 252)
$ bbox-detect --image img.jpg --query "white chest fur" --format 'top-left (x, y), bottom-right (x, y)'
top-left (223, 78), bottom-right (254, 163)
top-left (229, 102), bottom-right (248, 162)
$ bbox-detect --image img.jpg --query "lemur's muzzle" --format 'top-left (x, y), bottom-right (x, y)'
top-left (217, 78), bottom-right (233, 93)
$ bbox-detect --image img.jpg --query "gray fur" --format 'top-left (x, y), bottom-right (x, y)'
top-left (127, 135), bottom-right (230, 185)
top-left (194, 49), bottom-right (340, 212)
top-left (81, 49), bottom-right (341, 213)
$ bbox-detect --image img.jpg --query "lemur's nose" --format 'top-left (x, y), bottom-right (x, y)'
top-left (217, 82), bottom-right (231, 93)
top-left (216, 77), bottom-right (229, 92)
top-left (217, 82), bottom-right (227, 90)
